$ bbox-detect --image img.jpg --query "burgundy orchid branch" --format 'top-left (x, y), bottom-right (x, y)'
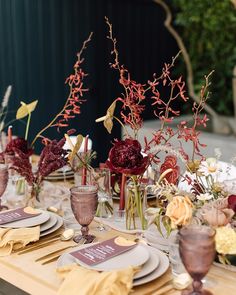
top-left (30, 32), bottom-right (93, 147)
top-left (105, 17), bottom-right (147, 137)
top-left (177, 71), bottom-right (214, 161)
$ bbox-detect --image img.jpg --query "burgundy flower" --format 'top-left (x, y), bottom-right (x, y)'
top-left (160, 155), bottom-right (180, 185)
top-left (37, 138), bottom-right (68, 179)
top-left (10, 148), bottom-right (34, 185)
top-left (5, 138), bottom-right (33, 157)
top-left (106, 139), bottom-right (149, 175)
top-left (228, 195), bottom-right (236, 213)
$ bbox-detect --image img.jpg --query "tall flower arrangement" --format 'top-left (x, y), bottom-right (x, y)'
top-left (96, 18), bottom-right (212, 230)
top-left (10, 137), bottom-right (68, 205)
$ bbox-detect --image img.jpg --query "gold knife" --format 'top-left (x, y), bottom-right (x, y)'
top-left (17, 236), bottom-right (63, 255)
top-left (14, 233), bottom-right (61, 253)
top-left (42, 254), bottom-right (65, 265)
top-left (38, 237), bottom-right (96, 265)
top-left (41, 246), bottom-right (79, 265)
top-left (35, 245), bottom-right (76, 262)
top-left (41, 243), bottom-right (84, 265)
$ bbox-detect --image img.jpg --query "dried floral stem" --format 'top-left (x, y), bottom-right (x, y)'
top-left (30, 32), bottom-right (93, 147)
top-left (160, 84), bottom-right (174, 131)
top-left (105, 17), bottom-right (120, 71)
top-left (191, 71), bottom-right (214, 160)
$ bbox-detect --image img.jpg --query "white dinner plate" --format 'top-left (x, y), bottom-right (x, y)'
top-left (0, 210), bottom-right (50, 228)
top-left (57, 243), bottom-right (159, 280)
top-left (57, 243), bottom-right (149, 272)
top-left (40, 212), bottom-right (58, 232)
top-left (44, 175), bottom-right (74, 181)
top-left (134, 247), bottom-right (159, 279)
top-left (40, 215), bottom-right (64, 237)
top-left (133, 246), bottom-right (169, 286)
top-left (57, 245), bottom-right (168, 286)
top-left (47, 171), bottom-right (74, 177)
top-left (51, 166), bottom-right (73, 174)
top-left (75, 243), bottom-right (149, 271)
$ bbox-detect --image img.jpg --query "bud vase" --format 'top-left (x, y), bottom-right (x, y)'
top-left (26, 183), bottom-right (42, 208)
top-left (9, 176), bottom-right (27, 208)
top-left (125, 182), bottom-right (147, 230)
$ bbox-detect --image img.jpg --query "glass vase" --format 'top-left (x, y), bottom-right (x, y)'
top-left (6, 174), bottom-right (29, 208)
top-left (125, 182), bottom-right (147, 230)
top-left (25, 183), bottom-right (42, 208)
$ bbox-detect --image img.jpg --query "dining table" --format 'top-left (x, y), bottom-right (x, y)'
top-left (0, 220), bottom-right (235, 295)
top-left (0, 172), bottom-right (236, 295)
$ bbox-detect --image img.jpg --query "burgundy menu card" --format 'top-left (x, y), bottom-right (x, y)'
top-left (70, 236), bottom-right (137, 266)
top-left (0, 207), bottom-right (41, 225)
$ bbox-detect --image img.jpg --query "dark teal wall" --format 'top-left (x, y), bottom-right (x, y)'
top-left (0, 0), bottom-right (177, 163)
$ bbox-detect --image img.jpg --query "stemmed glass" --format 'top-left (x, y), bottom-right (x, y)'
top-left (70, 185), bottom-right (98, 243)
top-left (90, 168), bottom-right (113, 231)
top-left (0, 164), bottom-right (8, 210)
top-left (179, 225), bottom-right (216, 295)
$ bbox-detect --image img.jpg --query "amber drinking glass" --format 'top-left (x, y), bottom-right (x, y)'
top-left (70, 185), bottom-right (98, 243)
top-left (179, 225), bottom-right (216, 295)
top-left (0, 164), bottom-right (8, 210)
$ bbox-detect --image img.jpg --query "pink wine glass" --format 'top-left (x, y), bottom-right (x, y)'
top-left (179, 225), bottom-right (216, 295)
top-left (70, 185), bottom-right (98, 243)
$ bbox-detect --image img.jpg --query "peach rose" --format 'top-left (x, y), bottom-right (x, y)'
top-left (166, 195), bottom-right (193, 228)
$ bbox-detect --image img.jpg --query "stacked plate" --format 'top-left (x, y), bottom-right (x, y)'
top-left (44, 166), bottom-right (74, 181)
top-left (1, 209), bottom-right (64, 237)
top-left (57, 243), bottom-right (169, 286)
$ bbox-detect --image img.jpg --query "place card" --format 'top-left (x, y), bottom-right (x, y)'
top-left (0, 207), bottom-right (41, 225)
top-left (71, 236), bottom-right (137, 266)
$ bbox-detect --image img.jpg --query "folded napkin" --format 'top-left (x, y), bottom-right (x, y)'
top-left (0, 226), bottom-right (40, 256)
top-left (57, 264), bottom-right (137, 295)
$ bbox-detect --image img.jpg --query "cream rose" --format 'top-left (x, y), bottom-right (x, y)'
top-left (166, 195), bottom-right (193, 228)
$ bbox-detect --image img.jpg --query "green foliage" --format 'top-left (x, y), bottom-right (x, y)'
top-left (172, 0), bottom-right (236, 115)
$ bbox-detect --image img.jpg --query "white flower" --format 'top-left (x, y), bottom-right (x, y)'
top-left (197, 193), bottom-right (214, 201)
top-left (198, 157), bottom-right (220, 176)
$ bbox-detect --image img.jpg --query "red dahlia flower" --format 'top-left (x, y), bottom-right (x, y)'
top-left (106, 139), bottom-right (149, 175)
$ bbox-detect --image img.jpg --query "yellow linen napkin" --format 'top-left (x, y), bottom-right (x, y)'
top-left (57, 264), bottom-right (137, 295)
top-left (0, 226), bottom-right (40, 256)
